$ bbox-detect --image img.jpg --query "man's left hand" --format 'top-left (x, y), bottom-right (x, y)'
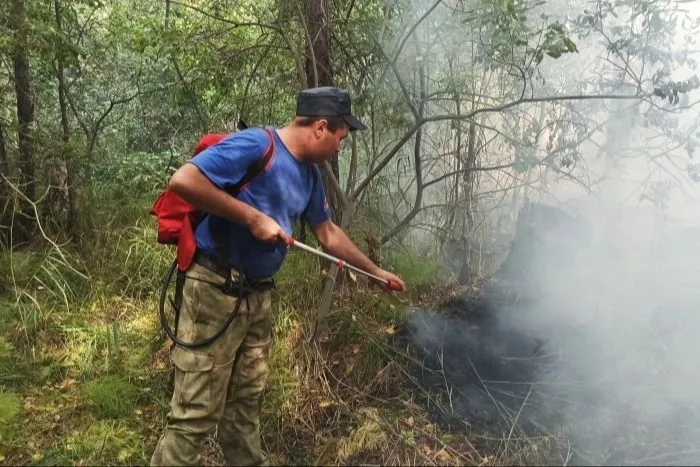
top-left (374, 269), bottom-right (406, 292)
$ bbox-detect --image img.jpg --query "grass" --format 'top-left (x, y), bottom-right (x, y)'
top-left (0, 189), bottom-right (566, 466)
top-left (85, 375), bottom-right (140, 418)
top-left (39, 420), bottom-right (147, 466)
top-left (0, 390), bottom-right (20, 424)
top-left (387, 248), bottom-right (452, 290)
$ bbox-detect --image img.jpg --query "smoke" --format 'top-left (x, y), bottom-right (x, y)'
top-left (402, 185), bottom-right (700, 464)
top-left (385, 1), bottom-right (700, 464)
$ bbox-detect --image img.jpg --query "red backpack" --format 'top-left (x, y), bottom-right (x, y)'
top-left (150, 127), bottom-right (275, 271)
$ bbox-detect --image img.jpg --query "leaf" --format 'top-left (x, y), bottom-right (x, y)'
top-left (546, 47), bottom-right (563, 59)
top-left (563, 37), bottom-right (578, 52)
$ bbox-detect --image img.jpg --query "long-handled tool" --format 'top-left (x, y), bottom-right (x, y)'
top-left (284, 236), bottom-right (402, 291)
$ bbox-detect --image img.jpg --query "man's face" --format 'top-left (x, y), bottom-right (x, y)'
top-left (309, 120), bottom-right (350, 162)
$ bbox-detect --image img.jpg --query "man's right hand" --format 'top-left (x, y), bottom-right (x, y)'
top-left (247, 211), bottom-right (286, 243)
top-left (169, 164), bottom-right (286, 244)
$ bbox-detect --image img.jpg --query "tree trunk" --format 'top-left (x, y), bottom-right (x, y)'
top-left (0, 119), bottom-right (9, 244)
top-left (304, 0), bottom-right (343, 224)
top-left (457, 120), bottom-right (477, 284)
top-left (11, 0), bottom-right (36, 244)
top-left (0, 121), bottom-right (7, 179)
top-left (44, 0), bottom-right (72, 235)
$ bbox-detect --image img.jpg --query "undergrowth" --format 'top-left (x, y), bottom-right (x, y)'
top-left (0, 184), bottom-right (562, 466)
top-left (85, 375), bottom-right (139, 418)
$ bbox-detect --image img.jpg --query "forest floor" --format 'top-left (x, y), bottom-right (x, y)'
top-left (0, 198), bottom-right (565, 466)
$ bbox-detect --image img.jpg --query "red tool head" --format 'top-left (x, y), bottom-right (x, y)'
top-left (386, 279), bottom-right (402, 291)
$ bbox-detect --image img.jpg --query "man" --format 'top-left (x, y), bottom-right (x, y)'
top-left (150, 86), bottom-right (406, 466)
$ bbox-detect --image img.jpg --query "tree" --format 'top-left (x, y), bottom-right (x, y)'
top-left (303, 0), bottom-right (344, 227)
top-left (43, 0), bottom-right (73, 234)
top-left (10, 0), bottom-right (35, 244)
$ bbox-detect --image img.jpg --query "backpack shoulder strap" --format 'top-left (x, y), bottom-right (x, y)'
top-left (228, 127), bottom-right (275, 197)
top-left (211, 128), bottom-right (275, 266)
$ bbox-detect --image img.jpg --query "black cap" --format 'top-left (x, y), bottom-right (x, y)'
top-left (296, 86), bottom-right (367, 131)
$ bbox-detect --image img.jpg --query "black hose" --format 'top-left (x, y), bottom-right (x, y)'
top-left (159, 259), bottom-right (244, 349)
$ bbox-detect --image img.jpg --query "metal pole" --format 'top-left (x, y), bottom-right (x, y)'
top-left (284, 237), bottom-right (401, 290)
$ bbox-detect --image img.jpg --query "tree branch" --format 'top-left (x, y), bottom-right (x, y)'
top-left (380, 61), bottom-right (426, 244)
top-left (424, 162), bottom-right (516, 189)
top-left (169, 0), bottom-right (280, 32)
top-left (350, 92), bottom-right (652, 199)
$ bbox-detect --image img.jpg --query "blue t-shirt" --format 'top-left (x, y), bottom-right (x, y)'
top-left (189, 127), bottom-right (331, 278)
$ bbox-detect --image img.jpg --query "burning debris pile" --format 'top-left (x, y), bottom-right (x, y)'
top-left (394, 202), bottom-right (700, 465)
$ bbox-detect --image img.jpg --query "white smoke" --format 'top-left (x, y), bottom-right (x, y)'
top-left (382, 0), bottom-right (700, 464)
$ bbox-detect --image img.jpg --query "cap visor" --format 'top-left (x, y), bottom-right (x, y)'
top-left (343, 114), bottom-right (367, 131)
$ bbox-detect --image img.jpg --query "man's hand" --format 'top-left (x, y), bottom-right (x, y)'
top-left (374, 269), bottom-right (406, 292)
top-left (248, 211), bottom-right (286, 243)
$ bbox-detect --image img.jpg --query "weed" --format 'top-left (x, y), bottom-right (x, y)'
top-left (0, 390), bottom-right (21, 445)
top-left (89, 219), bottom-right (172, 300)
top-left (85, 375), bottom-right (139, 418)
top-left (0, 390), bottom-right (20, 423)
top-left (40, 420), bottom-right (147, 465)
top-left (336, 408), bottom-right (387, 463)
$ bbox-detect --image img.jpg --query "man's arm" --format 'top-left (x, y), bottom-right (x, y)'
top-left (311, 219), bottom-right (406, 291)
top-left (169, 163), bottom-right (285, 243)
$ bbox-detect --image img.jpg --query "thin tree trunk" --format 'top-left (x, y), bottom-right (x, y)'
top-left (457, 120), bottom-right (477, 284)
top-left (45, 0), bottom-right (72, 235)
top-left (0, 119), bottom-right (9, 243)
top-left (0, 121), bottom-right (7, 178)
top-left (11, 0), bottom-right (35, 243)
top-left (380, 61), bottom-right (426, 244)
top-left (304, 0), bottom-right (343, 224)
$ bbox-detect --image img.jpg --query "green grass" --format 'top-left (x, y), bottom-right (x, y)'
top-left (39, 419), bottom-right (147, 466)
top-left (0, 390), bottom-right (20, 423)
top-left (85, 375), bottom-right (139, 419)
top-left (88, 218), bottom-right (173, 300)
top-left (387, 249), bottom-right (451, 288)
top-left (0, 390), bottom-right (21, 449)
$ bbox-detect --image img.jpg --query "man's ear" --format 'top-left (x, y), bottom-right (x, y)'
top-left (313, 119), bottom-right (327, 138)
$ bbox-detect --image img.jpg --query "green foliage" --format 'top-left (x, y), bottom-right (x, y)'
top-left (0, 390), bottom-right (20, 424)
top-left (0, 390), bottom-right (21, 443)
top-left (336, 408), bottom-right (387, 463)
top-left (0, 249), bottom-right (90, 349)
top-left (90, 219), bottom-right (172, 300)
top-left (653, 75), bottom-right (700, 105)
top-left (84, 375), bottom-right (139, 419)
top-left (60, 312), bottom-right (152, 379)
top-left (263, 304), bottom-right (302, 420)
top-left (107, 322), bottom-right (121, 363)
top-left (387, 250), bottom-right (449, 288)
top-left (538, 22), bottom-right (579, 62)
top-left (93, 150), bottom-right (174, 195)
top-left (40, 420), bottom-right (146, 465)
top-left (464, 0), bottom-right (578, 67)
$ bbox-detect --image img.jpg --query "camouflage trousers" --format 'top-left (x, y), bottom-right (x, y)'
top-left (151, 262), bottom-right (273, 466)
